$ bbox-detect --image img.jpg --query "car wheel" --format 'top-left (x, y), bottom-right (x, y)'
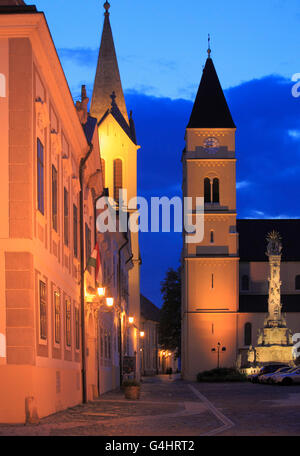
top-left (282, 377), bottom-right (293, 386)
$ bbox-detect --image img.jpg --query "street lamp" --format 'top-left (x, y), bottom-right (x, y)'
top-left (106, 297), bottom-right (114, 307)
top-left (140, 331), bottom-right (145, 338)
top-left (128, 316), bottom-right (134, 324)
top-left (211, 342), bottom-right (226, 368)
top-left (97, 287), bottom-right (106, 297)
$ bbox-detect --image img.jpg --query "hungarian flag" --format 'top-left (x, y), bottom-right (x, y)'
top-left (87, 243), bottom-right (102, 285)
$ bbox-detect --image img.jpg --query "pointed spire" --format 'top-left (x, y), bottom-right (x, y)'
top-left (90, 1), bottom-right (129, 124)
top-left (187, 53), bottom-right (235, 129)
top-left (207, 34), bottom-right (211, 59)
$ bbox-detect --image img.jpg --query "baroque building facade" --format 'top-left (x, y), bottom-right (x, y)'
top-left (181, 50), bottom-right (300, 380)
top-left (0, 0), bottom-right (141, 423)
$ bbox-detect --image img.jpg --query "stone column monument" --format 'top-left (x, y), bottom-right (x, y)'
top-left (248, 231), bottom-right (294, 366)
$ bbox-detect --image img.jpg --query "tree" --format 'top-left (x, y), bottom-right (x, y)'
top-left (159, 266), bottom-right (181, 357)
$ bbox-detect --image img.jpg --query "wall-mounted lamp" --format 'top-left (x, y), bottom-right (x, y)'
top-left (140, 331), bottom-right (145, 338)
top-left (97, 287), bottom-right (106, 297)
top-left (128, 317), bottom-right (134, 324)
top-left (106, 297), bottom-right (114, 307)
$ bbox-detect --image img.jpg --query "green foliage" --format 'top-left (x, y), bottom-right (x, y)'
top-left (122, 379), bottom-right (140, 387)
top-left (159, 267), bottom-right (181, 357)
top-left (197, 368), bottom-right (247, 383)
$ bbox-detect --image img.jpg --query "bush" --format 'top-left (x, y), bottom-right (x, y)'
top-left (122, 379), bottom-right (140, 387)
top-left (197, 368), bottom-right (247, 383)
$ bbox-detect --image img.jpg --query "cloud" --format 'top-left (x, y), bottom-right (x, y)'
top-left (236, 181), bottom-right (251, 190)
top-left (57, 47), bottom-right (98, 68)
top-left (121, 75), bottom-right (300, 304)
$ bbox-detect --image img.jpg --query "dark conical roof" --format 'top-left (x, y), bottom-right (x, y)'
top-left (90, 5), bottom-right (128, 124)
top-left (187, 57), bottom-right (235, 129)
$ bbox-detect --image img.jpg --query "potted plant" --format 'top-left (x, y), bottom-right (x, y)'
top-left (122, 379), bottom-right (141, 400)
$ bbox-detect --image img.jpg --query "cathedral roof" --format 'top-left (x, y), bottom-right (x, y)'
top-left (237, 219), bottom-right (300, 262)
top-left (82, 116), bottom-right (98, 144)
top-left (90, 1), bottom-right (129, 125)
top-left (140, 294), bottom-right (161, 323)
top-left (187, 56), bottom-right (235, 129)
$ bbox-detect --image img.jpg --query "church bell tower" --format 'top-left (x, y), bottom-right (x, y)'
top-left (181, 45), bottom-right (239, 380)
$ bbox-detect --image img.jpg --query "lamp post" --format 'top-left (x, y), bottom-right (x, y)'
top-left (211, 342), bottom-right (226, 368)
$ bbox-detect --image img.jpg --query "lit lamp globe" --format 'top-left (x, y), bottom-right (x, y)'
top-left (106, 297), bottom-right (114, 307)
top-left (128, 317), bottom-right (134, 324)
top-left (140, 331), bottom-right (145, 338)
top-left (97, 287), bottom-right (106, 297)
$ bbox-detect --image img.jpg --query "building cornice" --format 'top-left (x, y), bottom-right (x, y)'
top-left (0, 12), bottom-right (89, 158)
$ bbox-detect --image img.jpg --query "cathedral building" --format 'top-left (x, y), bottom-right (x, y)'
top-left (181, 49), bottom-right (300, 380)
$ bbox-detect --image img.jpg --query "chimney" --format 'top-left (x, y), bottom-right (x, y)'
top-left (75, 85), bottom-right (89, 125)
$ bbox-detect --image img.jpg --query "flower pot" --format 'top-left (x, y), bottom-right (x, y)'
top-left (124, 385), bottom-right (140, 400)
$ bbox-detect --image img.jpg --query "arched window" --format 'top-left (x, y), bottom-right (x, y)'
top-left (204, 178), bottom-right (211, 203)
top-left (212, 178), bottom-right (219, 203)
top-left (244, 322), bottom-right (252, 346)
top-left (296, 275), bottom-right (300, 290)
top-left (242, 274), bottom-right (249, 291)
top-left (101, 158), bottom-right (105, 188)
top-left (210, 230), bottom-right (214, 243)
top-left (113, 159), bottom-right (122, 203)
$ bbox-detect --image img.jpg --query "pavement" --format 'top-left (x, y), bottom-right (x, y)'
top-left (0, 375), bottom-right (300, 436)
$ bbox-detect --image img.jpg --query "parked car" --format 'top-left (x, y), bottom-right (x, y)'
top-left (272, 367), bottom-right (300, 385)
top-left (259, 366), bottom-right (292, 384)
top-left (248, 364), bottom-right (289, 383)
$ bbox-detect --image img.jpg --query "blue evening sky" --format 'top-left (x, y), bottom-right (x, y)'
top-left (32, 0), bottom-right (300, 306)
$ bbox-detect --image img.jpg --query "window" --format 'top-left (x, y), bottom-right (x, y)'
top-left (52, 165), bottom-right (58, 231)
top-left (37, 138), bottom-right (44, 214)
top-left (242, 275), bottom-right (250, 291)
top-left (73, 204), bottom-right (78, 258)
top-left (65, 299), bottom-right (71, 347)
top-left (64, 187), bottom-right (69, 246)
top-left (204, 177), bottom-right (220, 204)
top-left (212, 178), bottom-right (220, 203)
top-left (113, 159), bottom-right (123, 203)
top-left (101, 158), bottom-right (105, 188)
top-left (211, 273), bottom-right (214, 289)
top-left (210, 230), bottom-right (214, 243)
top-left (75, 306), bottom-right (80, 350)
top-left (39, 281), bottom-right (47, 340)
top-left (85, 224), bottom-right (91, 268)
top-left (244, 322), bottom-right (252, 346)
top-left (204, 178), bottom-right (211, 203)
top-left (54, 291), bottom-right (60, 344)
top-left (296, 275), bottom-right (300, 290)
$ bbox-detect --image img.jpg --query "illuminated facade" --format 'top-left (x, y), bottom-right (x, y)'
top-left (182, 51), bottom-right (300, 380)
top-left (0, 0), bottom-right (140, 423)
top-left (0, 3), bottom-right (104, 422)
top-left (90, 1), bottom-right (141, 385)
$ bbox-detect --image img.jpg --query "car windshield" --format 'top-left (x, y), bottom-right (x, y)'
top-left (275, 367), bottom-right (290, 373)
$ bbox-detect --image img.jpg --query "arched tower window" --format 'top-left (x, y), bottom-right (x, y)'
top-left (204, 178), bottom-right (211, 203)
top-left (212, 178), bottom-right (219, 203)
top-left (101, 158), bottom-right (105, 188)
top-left (113, 159), bottom-right (122, 203)
top-left (242, 275), bottom-right (249, 291)
top-left (210, 230), bottom-right (214, 243)
top-left (244, 322), bottom-right (252, 346)
top-left (295, 275), bottom-right (300, 290)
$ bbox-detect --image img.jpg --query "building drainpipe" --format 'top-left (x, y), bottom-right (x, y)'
top-left (79, 142), bottom-right (93, 404)
top-left (118, 236), bottom-right (129, 387)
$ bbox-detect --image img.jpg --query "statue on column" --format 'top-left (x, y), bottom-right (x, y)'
top-left (244, 231), bottom-right (294, 368)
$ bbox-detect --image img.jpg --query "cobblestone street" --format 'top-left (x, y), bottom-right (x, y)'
top-left (1, 376), bottom-right (300, 436)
